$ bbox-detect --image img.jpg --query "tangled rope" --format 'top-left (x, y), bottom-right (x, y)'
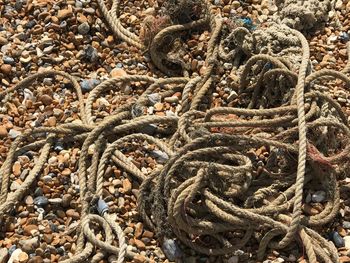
top-left (1, 0), bottom-right (350, 262)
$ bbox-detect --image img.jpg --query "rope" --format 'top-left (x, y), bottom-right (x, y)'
top-left (1, 0), bottom-right (350, 262)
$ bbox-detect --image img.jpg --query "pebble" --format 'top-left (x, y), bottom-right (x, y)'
top-left (3, 56), bottom-right (15, 64)
top-left (311, 191), bottom-right (326, 203)
top-left (134, 239), bottom-right (146, 250)
top-left (227, 91), bottom-right (238, 102)
top-left (162, 239), bottom-right (182, 261)
top-left (154, 103), bottom-right (164, 111)
top-left (33, 196), bottom-right (49, 206)
top-left (339, 32), bottom-right (350, 42)
top-left (147, 93), bottom-right (161, 104)
top-left (66, 209), bottom-right (80, 219)
top-left (10, 181), bottom-right (20, 191)
top-left (345, 236), bottom-right (350, 249)
top-left (57, 7), bottom-right (73, 20)
top-left (19, 237), bottom-right (39, 253)
top-left (8, 249), bottom-right (24, 263)
top-left (62, 194), bottom-right (72, 207)
top-left (12, 161), bottom-right (21, 176)
top-left (133, 254), bottom-right (147, 263)
top-left (80, 79), bottom-right (100, 92)
top-left (48, 198), bottom-right (62, 204)
top-left (134, 222), bottom-right (143, 238)
top-left (302, 203), bottom-right (319, 215)
top-left (39, 94), bottom-right (53, 106)
top-left (18, 251), bottom-right (29, 263)
top-left (0, 125), bottom-right (8, 138)
top-left (151, 150), bottom-right (169, 163)
top-left (122, 179), bottom-right (132, 193)
top-left (110, 68), bottom-right (127, 78)
top-left (0, 248), bottom-right (9, 263)
top-left (25, 196), bottom-right (34, 205)
top-left (20, 56), bottom-right (32, 64)
top-left (23, 225), bottom-right (39, 236)
top-left (343, 221), bottom-right (350, 229)
top-left (78, 22), bottom-right (90, 35)
top-left (164, 96), bottom-right (179, 104)
top-left (1, 64), bottom-right (12, 74)
top-left (8, 129), bottom-right (21, 139)
top-left (332, 231), bottom-right (345, 247)
top-left (0, 36), bottom-right (8, 45)
top-left (84, 45), bottom-right (98, 62)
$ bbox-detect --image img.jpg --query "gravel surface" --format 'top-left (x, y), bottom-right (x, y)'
top-left (1, 0), bottom-right (350, 262)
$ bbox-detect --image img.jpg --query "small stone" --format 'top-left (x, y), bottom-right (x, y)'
top-left (143, 7), bottom-right (155, 15)
top-left (78, 22), bottom-right (90, 35)
top-left (122, 179), bottom-right (132, 193)
top-left (1, 64), bottom-right (12, 74)
top-left (142, 230), bottom-right (154, 239)
top-left (12, 161), bottom-right (21, 176)
top-left (25, 196), bottom-right (34, 205)
top-left (164, 96), bottom-right (179, 104)
top-left (344, 236), bottom-right (350, 249)
top-left (110, 68), bottom-right (127, 78)
top-left (20, 56), bottom-right (32, 64)
top-left (134, 222), bottom-right (143, 238)
top-left (10, 181), bottom-right (21, 191)
top-left (151, 150), bottom-right (169, 163)
top-left (311, 191), bottom-right (326, 203)
top-left (33, 196), bottom-right (48, 206)
top-left (3, 56), bottom-right (15, 65)
top-left (339, 32), bottom-right (350, 43)
top-left (133, 254), bottom-right (146, 263)
top-left (227, 91), bottom-right (238, 102)
top-left (332, 231), bottom-right (345, 248)
top-left (84, 45), bottom-right (98, 62)
top-left (57, 8), bottom-right (73, 20)
top-left (62, 194), bottom-right (72, 207)
top-left (302, 204), bottom-right (319, 215)
top-left (162, 239), bottom-right (182, 261)
top-left (0, 36), bottom-right (8, 45)
top-left (80, 79), bottom-right (100, 92)
top-left (340, 256), bottom-right (350, 263)
top-left (0, 125), bottom-right (8, 138)
top-left (0, 248), bottom-right (9, 263)
top-left (231, 1), bottom-right (240, 9)
top-left (47, 116), bottom-right (57, 127)
top-left (148, 93), bottom-right (161, 104)
top-left (343, 221), bottom-right (350, 229)
top-left (48, 198), bottom-right (62, 204)
top-left (19, 237), bottom-right (39, 253)
top-left (223, 62), bottom-right (233, 70)
top-left (8, 129), bottom-right (21, 139)
top-left (66, 209), bottom-right (80, 219)
top-left (154, 103), bottom-right (164, 111)
top-left (39, 94), bottom-right (53, 106)
top-left (8, 248), bottom-right (23, 263)
top-left (23, 225), bottom-right (39, 236)
top-left (134, 239), bottom-right (146, 250)
top-left (18, 251), bottom-right (29, 263)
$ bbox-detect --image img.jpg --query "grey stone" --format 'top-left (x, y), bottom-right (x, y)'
top-left (311, 191), bottom-right (326, 203)
top-left (34, 196), bottom-right (49, 206)
top-left (78, 22), bottom-right (90, 35)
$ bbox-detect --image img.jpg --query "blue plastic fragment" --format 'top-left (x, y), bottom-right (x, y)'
top-left (97, 198), bottom-right (109, 215)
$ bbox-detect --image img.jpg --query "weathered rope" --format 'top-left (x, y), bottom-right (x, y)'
top-left (1, 1), bottom-right (350, 262)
